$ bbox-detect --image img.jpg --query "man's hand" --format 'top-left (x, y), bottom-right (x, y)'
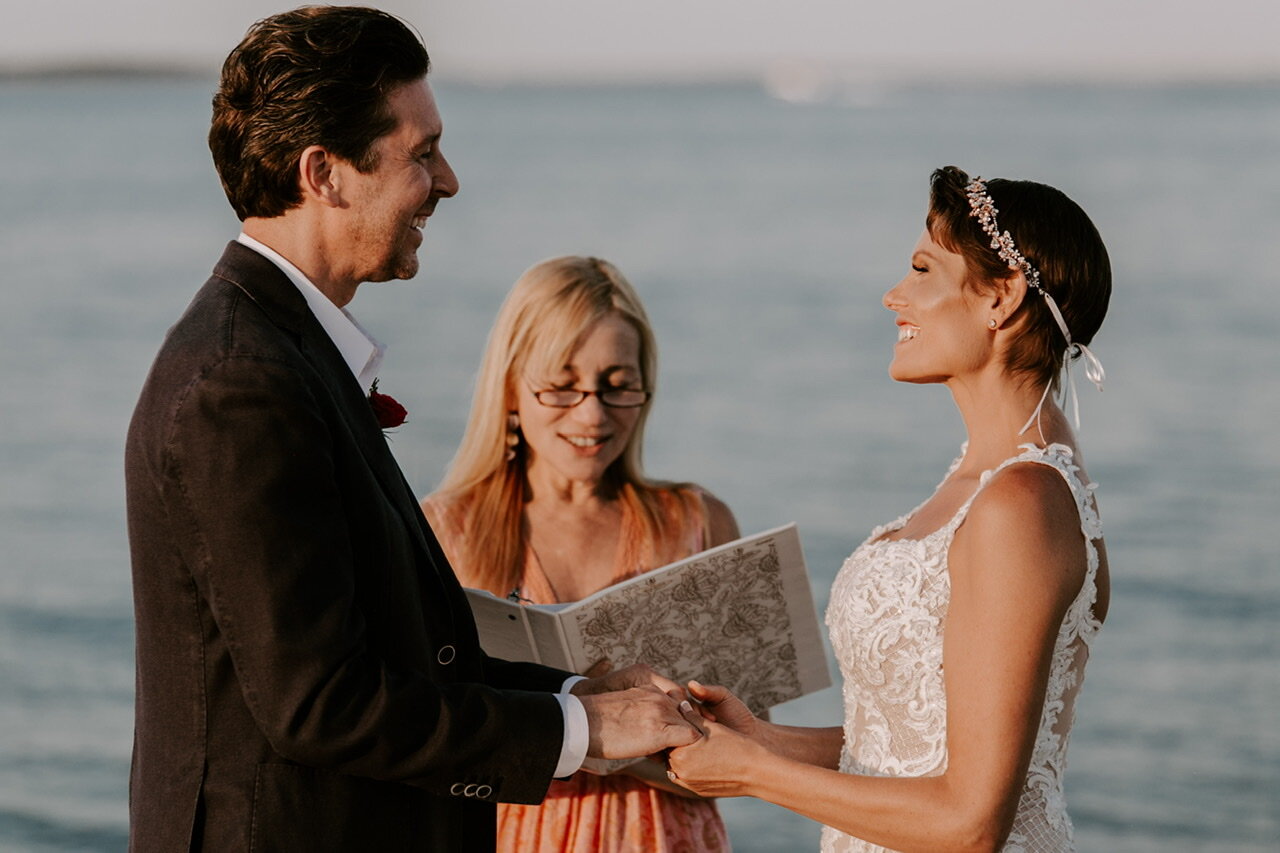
top-left (577, 686), bottom-right (703, 759)
top-left (570, 662), bottom-right (683, 700)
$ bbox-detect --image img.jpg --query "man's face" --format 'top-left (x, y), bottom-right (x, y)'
top-left (340, 78), bottom-right (458, 284)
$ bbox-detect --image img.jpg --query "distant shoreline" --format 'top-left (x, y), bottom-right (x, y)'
top-left (0, 62), bottom-right (214, 81)
top-left (3, 61), bottom-right (1278, 92)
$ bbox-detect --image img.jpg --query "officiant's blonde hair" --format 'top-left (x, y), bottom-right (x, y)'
top-left (429, 256), bottom-right (683, 595)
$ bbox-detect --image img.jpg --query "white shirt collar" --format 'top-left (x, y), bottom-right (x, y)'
top-left (236, 233), bottom-right (385, 390)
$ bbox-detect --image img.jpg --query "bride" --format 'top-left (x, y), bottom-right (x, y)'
top-left (667, 166), bottom-right (1111, 852)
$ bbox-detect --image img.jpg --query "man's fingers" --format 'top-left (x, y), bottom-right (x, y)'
top-left (677, 698), bottom-right (706, 737)
top-left (645, 670), bottom-right (683, 695)
top-left (584, 686), bottom-right (711, 758)
top-left (584, 657), bottom-right (614, 678)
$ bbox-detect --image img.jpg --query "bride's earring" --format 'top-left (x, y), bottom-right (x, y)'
top-left (505, 413), bottom-right (520, 461)
top-left (987, 318), bottom-right (998, 330)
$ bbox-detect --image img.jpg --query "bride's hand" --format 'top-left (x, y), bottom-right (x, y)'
top-left (666, 717), bottom-right (766, 797)
top-left (688, 681), bottom-right (759, 737)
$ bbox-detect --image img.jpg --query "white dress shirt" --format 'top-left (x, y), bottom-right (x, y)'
top-left (235, 233), bottom-right (589, 778)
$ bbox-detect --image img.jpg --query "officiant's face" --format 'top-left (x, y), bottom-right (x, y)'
top-left (883, 229), bottom-right (990, 384)
top-left (515, 314), bottom-right (645, 491)
top-left (340, 78), bottom-right (458, 283)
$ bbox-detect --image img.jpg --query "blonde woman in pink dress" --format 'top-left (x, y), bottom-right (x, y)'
top-left (422, 255), bottom-right (739, 852)
top-left (667, 166), bottom-right (1112, 852)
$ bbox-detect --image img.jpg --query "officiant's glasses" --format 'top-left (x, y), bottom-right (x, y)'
top-left (531, 387), bottom-right (651, 408)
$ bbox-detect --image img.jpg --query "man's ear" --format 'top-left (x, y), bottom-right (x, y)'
top-left (298, 145), bottom-right (344, 207)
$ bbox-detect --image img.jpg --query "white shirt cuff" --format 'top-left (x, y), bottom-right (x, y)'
top-left (552, 679), bottom-right (589, 778)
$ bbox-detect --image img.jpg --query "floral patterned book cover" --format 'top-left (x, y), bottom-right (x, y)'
top-left (464, 522), bottom-right (831, 718)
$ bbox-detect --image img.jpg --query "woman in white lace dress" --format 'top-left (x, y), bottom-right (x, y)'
top-left (667, 166), bottom-right (1111, 852)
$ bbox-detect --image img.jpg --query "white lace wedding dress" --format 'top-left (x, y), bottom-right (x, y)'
top-left (821, 444), bottom-right (1103, 852)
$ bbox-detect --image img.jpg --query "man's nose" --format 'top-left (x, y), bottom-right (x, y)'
top-left (434, 149), bottom-right (459, 198)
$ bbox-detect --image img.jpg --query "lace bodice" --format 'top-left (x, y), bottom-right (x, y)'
top-left (821, 444), bottom-right (1103, 853)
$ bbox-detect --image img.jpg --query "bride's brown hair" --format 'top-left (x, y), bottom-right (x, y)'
top-left (927, 165), bottom-right (1111, 392)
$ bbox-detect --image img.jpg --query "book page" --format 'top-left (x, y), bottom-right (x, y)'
top-left (557, 524), bottom-right (829, 715)
top-left (462, 589), bottom-right (577, 672)
top-left (464, 589), bottom-right (537, 663)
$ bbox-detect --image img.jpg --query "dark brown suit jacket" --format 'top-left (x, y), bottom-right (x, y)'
top-left (126, 242), bottom-right (569, 851)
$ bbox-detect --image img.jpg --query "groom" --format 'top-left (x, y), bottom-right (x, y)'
top-left (124, 7), bottom-right (700, 851)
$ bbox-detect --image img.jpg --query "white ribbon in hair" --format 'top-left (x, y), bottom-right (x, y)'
top-left (1018, 288), bottom-right (1106, 437)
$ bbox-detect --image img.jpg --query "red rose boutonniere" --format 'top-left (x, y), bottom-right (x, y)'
top-left (369, 379), bottom-right (408, 430)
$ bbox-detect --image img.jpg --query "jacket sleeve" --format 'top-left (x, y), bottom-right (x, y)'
top-left (159, 352), bottom-right (562, 803)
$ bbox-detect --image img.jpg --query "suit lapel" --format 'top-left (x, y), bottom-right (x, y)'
top-left (210, 242), bottom-right (451, 584)
top-left (293, 300), bottom-right (480, 659)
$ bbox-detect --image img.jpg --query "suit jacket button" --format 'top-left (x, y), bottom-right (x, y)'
top-left (437, 644), bottom-right (456, 665)
top-left (449, 782), bottom-right (465, 796)
top-left (476, 784), bottom-right (493, 799)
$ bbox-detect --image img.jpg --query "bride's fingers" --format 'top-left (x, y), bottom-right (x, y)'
top-left (687, 680), bottom-right (731, 705)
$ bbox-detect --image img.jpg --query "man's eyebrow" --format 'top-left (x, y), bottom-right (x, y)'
top-left (410, 131), bottom-right (441, 151)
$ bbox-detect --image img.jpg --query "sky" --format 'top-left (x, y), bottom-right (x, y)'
top-left (6, 0), bottom-right (1279, 82)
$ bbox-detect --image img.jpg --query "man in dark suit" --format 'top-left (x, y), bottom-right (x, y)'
top-left (125, 8), bottom-right (701, 851)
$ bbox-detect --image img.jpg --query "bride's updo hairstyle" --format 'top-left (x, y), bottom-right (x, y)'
top-left (926, 165), bottom-right (1111, 392)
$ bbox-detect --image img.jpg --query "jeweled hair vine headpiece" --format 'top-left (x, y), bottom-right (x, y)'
top-left (966, 178), bottom-right (1043, 297)
top-left (965, 176), bottom-right (1105, 435)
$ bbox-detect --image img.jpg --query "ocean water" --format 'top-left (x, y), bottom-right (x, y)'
top-left (1, 75), bottom-right (1277, 851)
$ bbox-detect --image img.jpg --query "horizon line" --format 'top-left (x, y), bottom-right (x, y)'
top-left (3, 58), bottom-right (1278, 90)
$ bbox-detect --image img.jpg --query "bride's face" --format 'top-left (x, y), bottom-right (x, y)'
top-left (882, 229), bottom-right (991, 384)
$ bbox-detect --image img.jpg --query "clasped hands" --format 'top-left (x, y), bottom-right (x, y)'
top-left (570, 663), bottom-right (766, 796)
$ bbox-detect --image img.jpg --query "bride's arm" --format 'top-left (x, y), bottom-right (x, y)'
top-left (757, 722), bottom-right (845, 769)
top-left (670, 466), bottom-right (1089, 852)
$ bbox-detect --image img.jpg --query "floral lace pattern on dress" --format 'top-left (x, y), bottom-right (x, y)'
top-left (820, 444), bottom-right (1102, 853)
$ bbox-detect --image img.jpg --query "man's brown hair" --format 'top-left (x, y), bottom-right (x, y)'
top-left (209, 6), bottom-right (430, 221)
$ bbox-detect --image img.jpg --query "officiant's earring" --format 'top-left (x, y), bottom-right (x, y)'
top-left (987, 318), bottom-right (998, 330)
top-left (505, 413), bottom-right (521, 461)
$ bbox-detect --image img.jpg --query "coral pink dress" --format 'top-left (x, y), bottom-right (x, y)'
top-left (424, 487), bottom-right (731, 853)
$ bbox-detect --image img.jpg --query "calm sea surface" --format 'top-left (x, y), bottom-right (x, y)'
top-left (1, 75), bottom-right (1277, 851)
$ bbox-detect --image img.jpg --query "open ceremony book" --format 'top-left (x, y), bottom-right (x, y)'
top-left (465, 523), bottom-right (831, 771)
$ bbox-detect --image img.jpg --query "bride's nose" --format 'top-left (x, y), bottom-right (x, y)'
top-left (883, 278), bottom-right (907, 311)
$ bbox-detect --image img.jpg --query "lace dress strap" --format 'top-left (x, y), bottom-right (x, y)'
top-left (991, 443), bottom-right (1102, 541)
top-left (932, 442), bottom-right (1101, 540)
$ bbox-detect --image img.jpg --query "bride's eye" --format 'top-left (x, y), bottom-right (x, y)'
top-left (912, 264), bottom-right (927, 273)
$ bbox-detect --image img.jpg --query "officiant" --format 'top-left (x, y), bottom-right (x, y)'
top-left (422, 255), bottom-right (740, 851)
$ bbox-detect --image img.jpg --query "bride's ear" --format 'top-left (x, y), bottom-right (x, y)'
top-left (988, 270), bottom-right (1030, 328)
